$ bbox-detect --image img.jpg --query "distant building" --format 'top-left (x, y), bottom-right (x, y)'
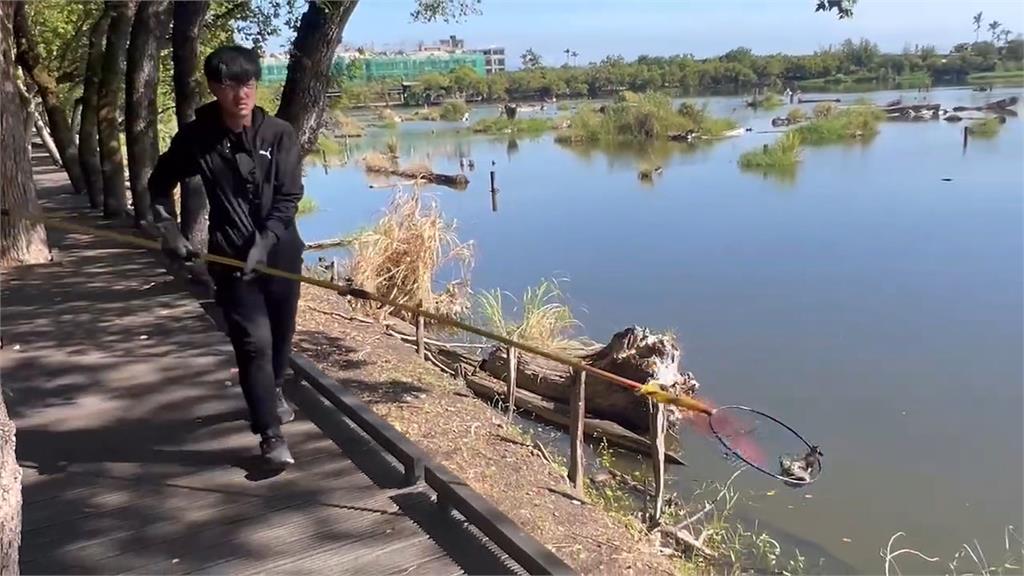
top-left (472, 46), bottom-right (506, 75)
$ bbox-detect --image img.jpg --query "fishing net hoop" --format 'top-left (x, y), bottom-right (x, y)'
top-left (707, 404), bottom-right (822, 486)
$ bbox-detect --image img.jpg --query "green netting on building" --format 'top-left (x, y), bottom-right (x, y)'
top-left (356, 53), bottom-right (485, 81)
top-left (261, 60), bottom-right (289, 84)
top-left (260, 53), bottom-right (485, 85)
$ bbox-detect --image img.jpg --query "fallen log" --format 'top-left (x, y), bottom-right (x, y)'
top-left (363, 155), bottom-right (469, 190)
top-left (481, 326), bottom-right (700, 433)
top-left (882, 102), bottom-right (940, 115)
top-left (952, 96), bottom-right (1019, 113)
top-left (304, 237), bottom-right (351, 251)
top-left (797, 97), bottom-right (840, 104)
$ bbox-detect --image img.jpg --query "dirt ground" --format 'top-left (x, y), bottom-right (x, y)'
top-left (294, 285), bottom-right (682, 575)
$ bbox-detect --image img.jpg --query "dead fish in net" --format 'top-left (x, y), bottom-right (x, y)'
top-left (779, 445), bottom-right (822, 488)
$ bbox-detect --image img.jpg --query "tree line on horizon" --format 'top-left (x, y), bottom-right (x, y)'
top-left (340, 34), bottom-right (1023, 105)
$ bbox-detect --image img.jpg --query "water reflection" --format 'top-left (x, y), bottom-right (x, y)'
top-left (739, 164), bottom-right (799, 185)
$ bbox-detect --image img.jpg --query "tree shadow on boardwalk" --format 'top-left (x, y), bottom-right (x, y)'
top-left (2, 160), bottom-right (520, 575)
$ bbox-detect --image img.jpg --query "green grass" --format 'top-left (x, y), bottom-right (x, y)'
top-left (739, 131), bottom-right (802, 169)
top-left (793, 107), bottom-right (884, 145)
top-left (297, 197), bottom-right (318, 216)
top-left (477, 278), bottom-right (591, 355)
top-left (558, 93), bottom-right (736, 144)
top-left (968, 70), bottom-right (1024, 84)
top-left (409, 108), bottom-right (441, 121)
top-left (471, 116), bottom-right (555, 135)
top-left (967, 117), bottom-right (1004, 138)
top-left (752, 93), bottom-right (784, 110)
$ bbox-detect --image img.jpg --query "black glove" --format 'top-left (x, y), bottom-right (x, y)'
top-left (243, 231), bottom-right (276, 280)
top-left (153, 206), bottom-right (196, 261)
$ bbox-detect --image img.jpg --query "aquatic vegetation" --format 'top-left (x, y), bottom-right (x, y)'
top-left (472, 116), bottom-right (556, 135)
top-left (439, 100), bottom-right (470, 121)
top-left (751, 93), bottom-right (784, 109)
top-left (346, 190), bottom-right (473, 321)
top-left (794, 107), bottom-right (885, 144)
top-left (408, 108), bottom-right (441, 121)
top-left (314, 134), bottom-right (345, 158)
top-left (739, 132), bottom-right (802, 169)
top-left (384, 135), bottom-right (400, 157)
top-left (967, 117), bottom-right (1005, 138)
top-left (557, 92), bottom-right (737, 144)
top-left (786, 107), bottom-right (808, 123)
top-left (477, 278), bottom-right (589, 354)
top-left (812, 102), bottom-right (839, 119)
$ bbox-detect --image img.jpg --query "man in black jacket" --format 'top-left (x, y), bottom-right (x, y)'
top-left (149, 46), bottom-right (303, 468)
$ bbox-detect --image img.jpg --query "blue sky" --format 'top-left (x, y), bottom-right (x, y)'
top-left (294, 0), bottom-right (1024, 66)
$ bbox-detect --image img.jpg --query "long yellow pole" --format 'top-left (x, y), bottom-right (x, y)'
top-left (12, 210), bottom-right (715, 416)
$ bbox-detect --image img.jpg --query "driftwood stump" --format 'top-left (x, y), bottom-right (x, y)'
top-left (482, 326), bottom-right (699, 433)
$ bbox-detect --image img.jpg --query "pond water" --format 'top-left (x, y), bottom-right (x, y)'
top-left (297, 86), bottom-right (1023, 574)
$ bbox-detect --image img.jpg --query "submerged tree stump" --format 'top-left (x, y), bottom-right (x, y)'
top-left (481, 326), bottom-right (700, 433)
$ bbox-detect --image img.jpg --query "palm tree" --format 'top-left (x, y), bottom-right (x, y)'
top-left (571, 50), bottom-right (579, 66)
top-left (973, 11), bottom-right (984, 41)
top-left (999, 29), bottom-right (1013, 45)
top-left (988, 20), bottom-right (1002, 43)
top-left (564, 48), bottom-right (570, 65)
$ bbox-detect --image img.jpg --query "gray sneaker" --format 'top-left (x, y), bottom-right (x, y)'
top-left (276, 389), bottom-right (295, 424)
top-left (260, 432), bottom-right (294, 468)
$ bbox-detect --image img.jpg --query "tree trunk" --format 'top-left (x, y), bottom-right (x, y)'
top-left (2, 5), bottom-right (32, 563)
top-left (171, 0), bottom-right (209, 249)
top-left (481, 327), bottom-right (700, 433)
top-left (80, 6), bottom-right (111, 209)
top-left (0, 390), bottom-right (20, 576)
top-left (97, 0), bottom-right (135, 219)
top-left (125, 0), bottom-right (170, 226)
top-left (2, 1), bottom-right (50, 270)
top-left (71, 98), bottom-right (82, 145)
top-left (11, 1), bottom-right (88, 195)
top-left (32, 106), bottom-right (62, 167)
top-left (277, 0), bottom-right (358, 157)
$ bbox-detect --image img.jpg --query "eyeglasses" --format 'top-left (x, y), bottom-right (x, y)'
top-left (218, 80), bottom-right (257, 93)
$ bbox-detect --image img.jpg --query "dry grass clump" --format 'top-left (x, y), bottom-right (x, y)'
top-left (346, 190), bottom-right (473, 322)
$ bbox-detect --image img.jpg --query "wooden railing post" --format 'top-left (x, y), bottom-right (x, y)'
top-left (416, 313), bottom-right (425, 360)
top-left (648, 399), bottom-right (666, 526)
top-left (568, 370), bottom-right (586, 494)
top-left (506, 347), bottom-right (518, 419)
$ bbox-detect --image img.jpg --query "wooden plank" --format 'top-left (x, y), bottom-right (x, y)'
top-left (425, 462), bottom-right (575, 576)
top-left (567, 370), bottom-right (585, 494)
top-left (506, 347), bottom-right (518, 420)
top-left (290, 353), bottom-right (427, 486)
top-left (416, 313), bottom-right (426, 359)
top-left (80, 483), bottom-right (414, 575)
top-left (186, 498), bottom-right (431, 574)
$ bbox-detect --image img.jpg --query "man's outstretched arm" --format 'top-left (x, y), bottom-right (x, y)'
top-left (148, 128), bottom-right (199, 223)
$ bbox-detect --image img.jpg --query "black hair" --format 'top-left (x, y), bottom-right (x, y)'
top-left (203, 45), bottom-right (262, 84)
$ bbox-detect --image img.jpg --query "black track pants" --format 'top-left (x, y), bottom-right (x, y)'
top-left (214, 246), bottom-right (301, 436)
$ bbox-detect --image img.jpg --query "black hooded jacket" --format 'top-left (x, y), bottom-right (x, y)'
top-left (148, 103), bottom-right (304, 265)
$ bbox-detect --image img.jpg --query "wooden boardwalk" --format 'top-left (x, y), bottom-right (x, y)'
top-left (1, 156), bottom-right (536, 575)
